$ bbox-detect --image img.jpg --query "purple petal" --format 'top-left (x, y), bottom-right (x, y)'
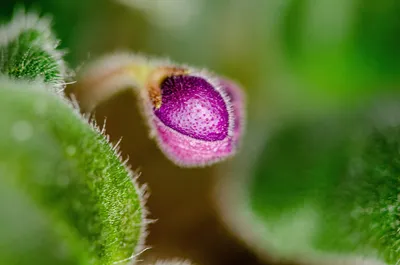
top-left (153, 117), bottom-right (233, 166)
top-left (154, 75), bottom-right (229, 141)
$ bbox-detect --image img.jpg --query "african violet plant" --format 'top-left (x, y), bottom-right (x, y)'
top-left (0, 9), bottom-right (244, 265)
top-left (2, 5), bottom-right (400, 265)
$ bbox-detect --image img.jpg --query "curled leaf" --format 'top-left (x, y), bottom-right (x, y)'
top-left (0, 78), bottom-right (146, 265)
top-left (0, 10), bottom-right (67, 91)
top-left (229, 112), bottom-right (400, 265)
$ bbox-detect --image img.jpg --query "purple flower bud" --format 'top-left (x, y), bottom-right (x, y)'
top-left (75, 53), bottom-right (245, 167)
top-left (143, 69), bottom-right (245, 167)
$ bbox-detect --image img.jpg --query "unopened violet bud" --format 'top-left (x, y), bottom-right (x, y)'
top-left (75, 53), bottom-right (246, 167)
top-left (142, 68), bottom-right (245, 167)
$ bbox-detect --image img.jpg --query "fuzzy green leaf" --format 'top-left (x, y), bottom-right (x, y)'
top-left (0, 78), bottom-right (145, 265)
top-left (248, 114), bottom-right (400, 264)
top-left (0, 11), bottom-right (67, 91)
top-left (0, 175), bottom-right (88, 265)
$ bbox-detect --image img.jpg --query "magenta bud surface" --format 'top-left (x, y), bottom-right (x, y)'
top-left (154, 76), bottom-right (229, 141)
top-left (145, 72), bottom-right (245, 167)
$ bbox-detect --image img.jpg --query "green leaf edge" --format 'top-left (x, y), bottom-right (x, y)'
top-left (0, 77), bottom-right (148, 265)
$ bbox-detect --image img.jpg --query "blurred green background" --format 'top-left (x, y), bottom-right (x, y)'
top-left (3, 0), bottom-right (399, 129)
top-left (2, 0), bottom-right (400, 265)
